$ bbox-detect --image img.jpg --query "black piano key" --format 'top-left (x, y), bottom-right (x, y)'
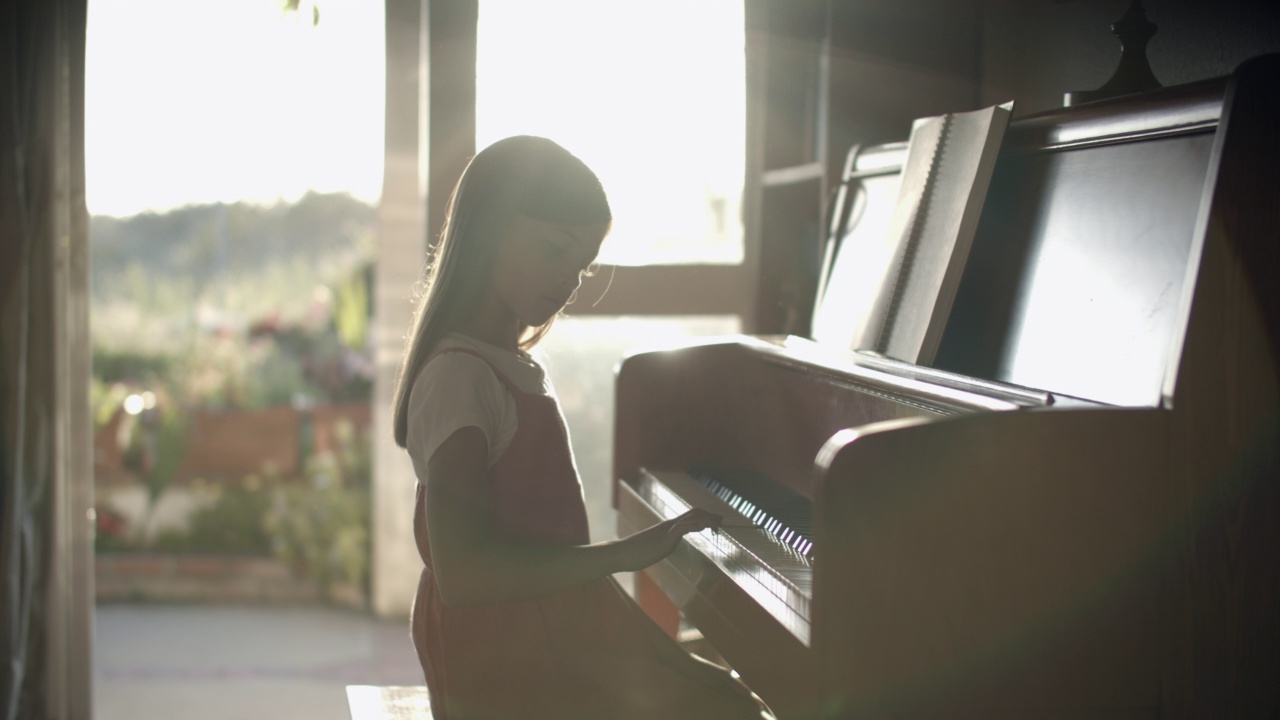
top-left (690, 467), bottom-right (816, 561)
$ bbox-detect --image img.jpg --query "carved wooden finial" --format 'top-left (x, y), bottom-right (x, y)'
top-left (1064, 0), bottom-right (1163, 106)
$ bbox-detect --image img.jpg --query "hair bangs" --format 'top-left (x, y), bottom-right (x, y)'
top-left (517, 170), bottom-right (611, 227)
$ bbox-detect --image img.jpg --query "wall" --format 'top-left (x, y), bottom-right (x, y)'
top-left (978, 0), bottom-right (1280, 115)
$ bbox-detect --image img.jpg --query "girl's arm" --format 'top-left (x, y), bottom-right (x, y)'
top-left (425, 425), bottom-right (719, 608)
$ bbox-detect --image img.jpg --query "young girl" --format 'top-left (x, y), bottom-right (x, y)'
top-left (392, 136), bottom-right (773, 720)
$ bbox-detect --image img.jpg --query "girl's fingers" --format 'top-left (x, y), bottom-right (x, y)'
top-left (672, 509), bottom-right (721, 534)
top-left (682, 508), bottom-right (719, 523)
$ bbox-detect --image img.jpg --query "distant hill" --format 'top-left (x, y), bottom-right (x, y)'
top-left (92, 192), bottom-right (376, 298)
top-left (91, 192), bottom-right (378, 349)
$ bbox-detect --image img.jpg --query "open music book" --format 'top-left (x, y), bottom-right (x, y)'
top-left (845, 101), bottom-right (1014, 365)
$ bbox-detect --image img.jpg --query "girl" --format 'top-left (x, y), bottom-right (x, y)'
top-left (392, 136), bottom-right (773, 720)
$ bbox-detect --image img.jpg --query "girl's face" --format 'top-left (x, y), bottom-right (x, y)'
top-left (487, 214), bottom-right (608, 330)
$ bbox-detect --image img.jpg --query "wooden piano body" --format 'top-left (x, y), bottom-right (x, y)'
top-left (614, 56), bottom-right (1280, 719)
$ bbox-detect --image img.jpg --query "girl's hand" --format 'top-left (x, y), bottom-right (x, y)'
top-left (618, 508), bottom-right (720, 572)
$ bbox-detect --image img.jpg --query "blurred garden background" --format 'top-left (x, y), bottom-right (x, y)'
top-left (90, 192), bottom-right (378, 606)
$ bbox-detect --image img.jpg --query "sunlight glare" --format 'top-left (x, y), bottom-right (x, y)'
top-left (123, 394), bottom-right (144, 415)
top-left (477, 0), bottom-right (745, 266)
top-left (85, 0), bottom-right (385, 217)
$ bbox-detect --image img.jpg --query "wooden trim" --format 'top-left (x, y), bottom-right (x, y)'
top-left (761, 161), bottom-right (825, 187)
top-left (742, 0), bottom-right (769, 333)
top-left (425, 0), bottom-right (477, 245)
top-left (567, 264), bottom-right (750, 317)
top-left (371, 0), bottom-right (464, 619)
top-left (46, 0), bottom-right (94, 715)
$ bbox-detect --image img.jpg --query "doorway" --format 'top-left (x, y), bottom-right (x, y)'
top-left (83, 1), bottom-right (747, 717)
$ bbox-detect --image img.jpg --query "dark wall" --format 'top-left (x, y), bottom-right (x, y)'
top-left (817, 1), bottom-right (1280, 145)
top-left (979, 0), bottom-right (1280, 114)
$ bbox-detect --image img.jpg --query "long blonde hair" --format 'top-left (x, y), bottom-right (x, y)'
top-left (392, 136), bottom-right (611, 448)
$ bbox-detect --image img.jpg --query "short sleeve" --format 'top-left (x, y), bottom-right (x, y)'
top-left (405, 352), bottom-right (517, 472)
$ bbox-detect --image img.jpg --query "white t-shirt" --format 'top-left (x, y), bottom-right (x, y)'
top-left (406, 333), bottom-right (553, 471)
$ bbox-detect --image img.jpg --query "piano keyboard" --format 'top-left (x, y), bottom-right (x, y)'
top-left (691, 467), bottom-right (816, 560)
top-left (634, 467), bottom-right (814, 645)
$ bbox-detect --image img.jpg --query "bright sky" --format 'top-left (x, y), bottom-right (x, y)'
top-left (478, 0), bottom-right (745, 264)
top-left (85, 0), bottom-right (744, 263)
top-left (84, 0), bottom-right (385, 217)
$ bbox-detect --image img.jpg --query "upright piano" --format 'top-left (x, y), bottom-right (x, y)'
top-left (614, 56), bottom-right (1280, 719)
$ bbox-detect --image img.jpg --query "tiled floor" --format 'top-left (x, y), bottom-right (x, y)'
top-left (94, 604), bottom-right (424, 720)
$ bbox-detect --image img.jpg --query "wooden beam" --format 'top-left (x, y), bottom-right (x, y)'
top-left (569, 265), bottom-right (749, 317)
top-left (425, 0), bottom-right (476, 246)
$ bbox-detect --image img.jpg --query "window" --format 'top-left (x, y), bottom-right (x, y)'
top-left (477, 0), bottom-right (745, 266)
top-left (477, 1), bottom-right (747, 541)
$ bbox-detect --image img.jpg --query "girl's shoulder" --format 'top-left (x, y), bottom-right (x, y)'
top-left (432, 333), bottom-right (548, 395)
top-left (416, 347), bottom-right (502, 391)
top-left (406, 346), bottom-right (519, 469)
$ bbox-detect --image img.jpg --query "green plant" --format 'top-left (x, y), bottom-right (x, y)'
top-left (93, 346), bottom-right (175, 385)
top-left (175, 477), bottom-right (275, 555)
top-left (90, 378), bottom-right (129, 428)
top-left (93, 505), bottom-right (133, 552)
top-left (333, 266), bottom-right (370, 350)
top-left (122, 401), bottom-right (191, 544)
top-left (264, 420), bottom-right (371, 598)
top-left (243, 337), bottom-right (317, 408)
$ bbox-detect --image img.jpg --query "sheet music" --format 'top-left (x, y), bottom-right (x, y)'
top-left (847, 101), bottom-right (1013, 364)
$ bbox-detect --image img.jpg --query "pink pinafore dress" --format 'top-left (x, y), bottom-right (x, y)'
top-left (410, 348), bottom-right (761, 720)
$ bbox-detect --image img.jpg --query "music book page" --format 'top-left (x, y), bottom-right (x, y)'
top-left (848, 101), bottom-right (1013, 365)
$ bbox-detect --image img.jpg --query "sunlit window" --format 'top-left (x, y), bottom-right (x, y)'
top-left (85, 0), bottom-right (384, 217)
top-left (477, 0), bottom-right (745, 266)
top-left (478, 2), bottom-right (748, 541)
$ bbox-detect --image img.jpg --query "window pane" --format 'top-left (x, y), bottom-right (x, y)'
top-left (85, 0), bottom-right (384, 217)
top-left (477, 1), bottom-right (745, 266)
top-left (538, 316), bottom-right (741, 542)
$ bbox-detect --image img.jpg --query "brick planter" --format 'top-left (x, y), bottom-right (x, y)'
top-left (95, 552), bottom-right (365, 608)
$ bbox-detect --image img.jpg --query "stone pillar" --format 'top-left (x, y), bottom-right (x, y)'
top-left (371, 0), bottom-right (475, 618)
